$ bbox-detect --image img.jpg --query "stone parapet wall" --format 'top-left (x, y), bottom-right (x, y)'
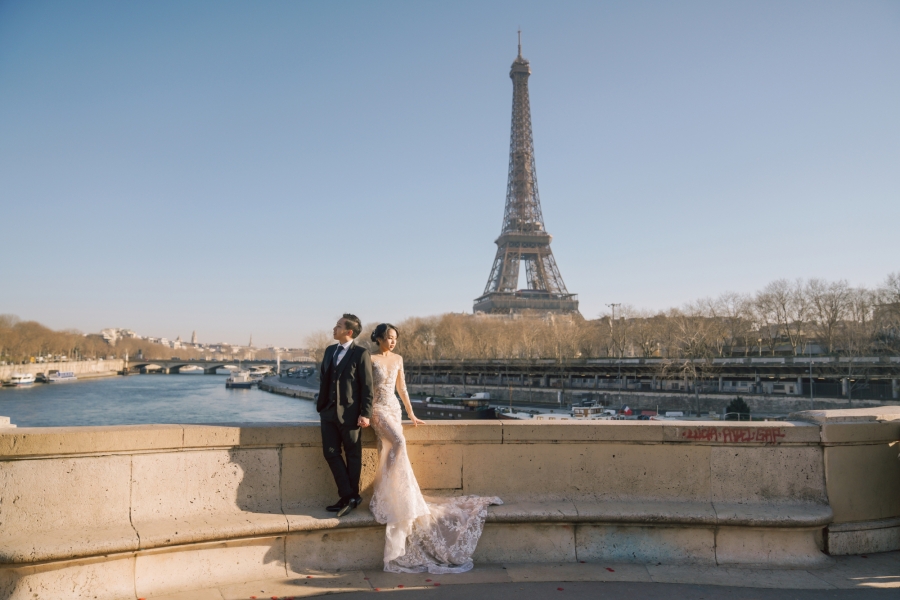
top-left (0, 411), bottom-right (898, 599)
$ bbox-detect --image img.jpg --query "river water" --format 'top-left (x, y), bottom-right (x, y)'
top-left (0, 373), bottom-right (319, 427)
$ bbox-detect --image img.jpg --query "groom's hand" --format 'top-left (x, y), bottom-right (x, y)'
top-left (358, 416), bottom-right (370, 428)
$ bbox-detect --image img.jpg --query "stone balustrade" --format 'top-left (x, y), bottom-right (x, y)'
top-left (0, 408), bottom-right (898, 600)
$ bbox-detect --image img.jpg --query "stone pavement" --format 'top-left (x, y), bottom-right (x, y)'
top-left (146, 552), bottom-right (900, 600)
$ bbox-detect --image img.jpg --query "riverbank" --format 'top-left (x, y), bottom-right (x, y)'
top-left (407, 383), bottom-right (900, 417)
top-left (0, 370), bottom-right (121, 386)
top-left (258, 376), bottom-right (318, 400)
top-left (0, 359), bottom-right (125, 384)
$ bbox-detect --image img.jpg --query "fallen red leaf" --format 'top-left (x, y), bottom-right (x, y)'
top-left (434, 583), bottom-right (441, 586)
top-left (397, 585), bottom-right (404, 588)
top-left (375, 588), bottom-right (381, 591)
top-left (425, 579), bottom-right (432, 582)
top-left (606, 567), bottom-right (615, 572)
top-left (579, 561), bottom-right (585, 563)
top-left (558, 587), bottom-right (564, 591)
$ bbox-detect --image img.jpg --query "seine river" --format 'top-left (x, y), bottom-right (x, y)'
top-left (0, 373), bottom-right (319, 427)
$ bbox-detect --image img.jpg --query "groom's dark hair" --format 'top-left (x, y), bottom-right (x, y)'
top-left (342, 313), bottom-right (362, 339)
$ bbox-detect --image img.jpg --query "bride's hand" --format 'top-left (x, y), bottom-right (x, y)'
top-left (411, 416), bottom-right (426, 426)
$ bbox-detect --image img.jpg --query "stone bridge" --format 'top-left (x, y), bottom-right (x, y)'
top-left (127, 359), bottom-right (312, 375)
top-left (0, 408), bottom-right (898, 599)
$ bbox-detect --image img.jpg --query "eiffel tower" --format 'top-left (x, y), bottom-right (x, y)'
top-left (474, 35), bottom-right (579, 315)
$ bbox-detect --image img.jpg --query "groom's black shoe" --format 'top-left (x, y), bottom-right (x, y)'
top-left (336, 495), bottom-right (361, 518)
top-left (326, 498), bottom-right (347, 512)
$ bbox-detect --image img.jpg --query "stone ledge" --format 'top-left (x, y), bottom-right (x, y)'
top-left (827, 524), bottom-right (900, 556)
top-left (0, 500), bottom-right (833, 566)
top-left (0, 424), bottom-right (186, 457)
top-left (0, 525), bottom-right (139, 564)
top-left (501, 421), bottom-right (665, 443)
top-left (0, 420), bottom-right (838, 459)
top-left (135, 513), bottom-right (289, 550)
top-left (791, 406), bottom-right (900, 424)
top-left (0, 422), bottom-right (507, 458)
top-left (819, 421), bottom-right (900, 445)
top-left (827, 516), bottom-right (900, 533)
top-left (712, 503), bottom-right (833, 527)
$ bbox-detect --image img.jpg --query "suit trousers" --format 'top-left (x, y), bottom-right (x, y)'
top-left (320, 409), bottom-right (362, 500)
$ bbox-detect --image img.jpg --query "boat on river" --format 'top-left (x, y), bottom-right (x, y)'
top-left (405, 393), bottom-right (496, 420)
top-left (495, 407), bottom-right (534, 420)
top-left (572, 404), bottom-right (616, 419)
top-left (225, 370), bottom-right (255, 389)
top-left (248, 366), bottom-right (272, 382)
top-left (532, 412), bottom-right (577, 421)
top-left (3, 373), bottom-right (36, 387)
top-left (45, 371), bottom-right (77, 383)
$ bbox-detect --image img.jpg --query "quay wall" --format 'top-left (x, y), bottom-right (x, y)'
top-left (0, 359), bottom-right (124, 382)
top-left (408, 383), bottom-right (900, 414)
top-left (258, 377), bottom-right (317, 400)
top-left (0, 409), bottom-right (898, 599)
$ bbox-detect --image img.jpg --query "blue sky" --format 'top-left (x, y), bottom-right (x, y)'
top-left (2, 1), bottom-right (898, 347)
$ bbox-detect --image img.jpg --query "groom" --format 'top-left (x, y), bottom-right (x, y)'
top-left (317, 313), bottom-right (374, 517)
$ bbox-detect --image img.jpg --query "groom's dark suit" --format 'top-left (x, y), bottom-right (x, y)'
top-left (317, 341), bottom-right (374, 500)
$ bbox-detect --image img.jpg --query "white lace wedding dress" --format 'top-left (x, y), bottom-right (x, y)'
top-left (368, 356), bottom-right (501, 574)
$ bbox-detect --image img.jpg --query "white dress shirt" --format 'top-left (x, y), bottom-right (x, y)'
top-left (333, 340), bottom-right (352, 366)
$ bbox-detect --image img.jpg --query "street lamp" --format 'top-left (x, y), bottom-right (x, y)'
top-left (606, 303), bottom-right (622, 391)
top-left (808, 343), bottom-right (814, 405)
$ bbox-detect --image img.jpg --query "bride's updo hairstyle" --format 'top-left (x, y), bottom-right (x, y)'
top-left (371, 323), bottom-right (399, 344)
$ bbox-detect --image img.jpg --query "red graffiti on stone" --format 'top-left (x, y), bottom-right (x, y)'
top-left (680, 427), bottom-right (786, 444)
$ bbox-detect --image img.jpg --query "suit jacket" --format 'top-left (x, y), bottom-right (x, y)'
top-left (317, 341), bottom-right (374, 427)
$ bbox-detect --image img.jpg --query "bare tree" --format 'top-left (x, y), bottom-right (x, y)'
top-left (762, 279), bottom-right (808, 355)
top-left (304, 330), bottom-right (333, 365)
top-left (806, 278), bottom-right (850, 354)
top-left (716, 292), bottom-right (754, 356)
top-left (752, 291), bottom-right (780, 356)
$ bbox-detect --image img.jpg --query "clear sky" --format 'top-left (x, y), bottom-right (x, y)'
top-left (2, 0), bottom-right (898, 347)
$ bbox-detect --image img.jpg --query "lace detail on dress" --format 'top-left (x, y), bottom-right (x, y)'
top-left (368, 356), bottom-right (502, 574)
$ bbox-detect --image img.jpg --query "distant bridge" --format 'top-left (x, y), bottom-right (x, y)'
top-left (127, 359), bottom-right (313, 375)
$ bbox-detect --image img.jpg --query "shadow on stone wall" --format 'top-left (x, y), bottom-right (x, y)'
top-left (228, 425), bottom-right (383, 573)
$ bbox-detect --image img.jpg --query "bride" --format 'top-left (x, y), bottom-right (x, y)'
top-left (367, 323), bottom-right (502, 574)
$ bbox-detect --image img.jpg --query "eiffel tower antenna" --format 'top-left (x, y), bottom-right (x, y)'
top-left (473, 38), bottom-right (579, 315)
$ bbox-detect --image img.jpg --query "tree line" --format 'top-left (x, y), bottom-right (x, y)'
top-left (0, 316), bottom-right (208, 364)
top-left (305, 273), bottom-right (900, 365)
top-left (0, 315), bottom-right (301, 365)
top-left (6, 272), bottom-right (898, 369)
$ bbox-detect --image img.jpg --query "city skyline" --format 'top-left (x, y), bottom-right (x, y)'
top-left (2, 1), bottom-right (898, 347)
